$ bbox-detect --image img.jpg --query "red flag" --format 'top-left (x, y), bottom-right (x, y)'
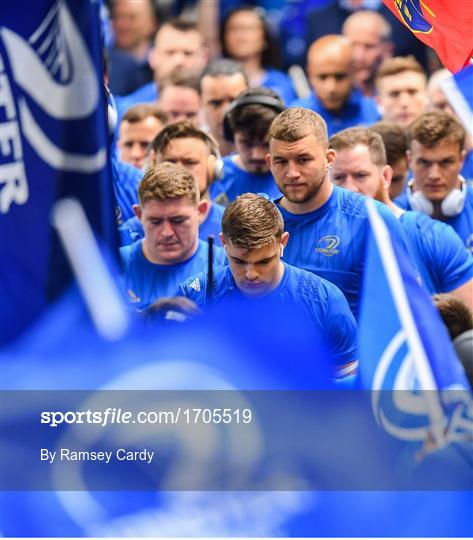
top-left (383, 0), bottom-right (473, 72)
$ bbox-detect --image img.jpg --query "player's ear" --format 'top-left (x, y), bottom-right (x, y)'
top-left (219, 232), bottom-right (226, 248)
top-left (326, 148), bottom-right (336, 169)
top-left (280, 231), bottom-right (289, 257)
top-left (381, 165), bottom-right (393, 190)
top-left (197, 200), bottom-right (209, 224)
top-left (281, 231), bottom-right (289, 248)
top-left (265, 153), bottom-right (271, 169)
top-left (148, 46), bottom-right (157, 70)
top-left (133, 204), bottom-right (142, 221)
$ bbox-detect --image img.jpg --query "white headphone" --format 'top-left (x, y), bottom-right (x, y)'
top-left (407, 176), bottom-right (467, 217)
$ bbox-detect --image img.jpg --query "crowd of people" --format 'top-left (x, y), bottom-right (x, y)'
top-left (104, 0), bottom-right (473, 387)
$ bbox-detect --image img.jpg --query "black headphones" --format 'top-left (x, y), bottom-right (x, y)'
top-left (223, 94), bottom-right (286, 142)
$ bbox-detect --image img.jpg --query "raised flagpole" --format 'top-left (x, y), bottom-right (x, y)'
top-left (365, 199), bottom-right (446, 445)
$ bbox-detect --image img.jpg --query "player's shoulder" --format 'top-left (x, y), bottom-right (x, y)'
top-left (179, 265), bottom-right (230, 305)
top-left (333, 186), bottom-right (370, 220)
top-left (285, 263), bottom-right (341, 303)
top-left (119, 239), bottom-right (141, 266)
top-left (404, 210), bottom-right (461, 242)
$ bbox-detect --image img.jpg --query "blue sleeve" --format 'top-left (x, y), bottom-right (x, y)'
top-left (427, 220), bottom-right (473, 292)
top-left (318, 280), bottom-right (358, 370)
top-left (112, 157), bottom-right (142, 222)
top-left (119, 216), bottom-right (144, 246)
top-left (376, 202), bottom-right (418, 271)
top-left (394, 191), bottom-right (410, 210)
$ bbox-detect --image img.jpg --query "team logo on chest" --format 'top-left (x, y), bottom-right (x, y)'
top-left (315, 235), bottom-right (340, 256)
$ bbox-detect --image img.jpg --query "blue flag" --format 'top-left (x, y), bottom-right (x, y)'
top-left (358, 199), bottom-right (472, 443)
top-left (441, 64), bottom-right (473, 139)
top-left (0, 0), bottom-right (116, 346)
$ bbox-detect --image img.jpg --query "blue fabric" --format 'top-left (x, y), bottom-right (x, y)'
top-left (115, 81), bottom-right (158, 124)
top-left (358, 197), bottom-right (470, 395)
top-left (290, 89), bottom-right (380, 137)
top-left (119, 202), bottom-right (225, 246)
top-left (395, 186), bottom-right (473, 254)
top-left (111, 153), bottom-right (142, 224)
top-left (119, 215), bottom-right (143, 245)
top-left (261, 68), bottom-right (297, 105)
top-left (0, 0), bottom-right (116, 346)
top-left (462, 150), bottom-right (473, 181)
top-left (210, 155), bottom-right (282, 203)
top-left (277, 186), bottom-right (408, 318)
top-left (107, 47), bottom-right (153, 97)
top-left (198, 201), bottom-right (224, 240)
top-left (179, 262), bottom-right (358, 370)
top-left (400, 210), bottom-right (473, 294)
top-left (120, 239), bottom-right (226, 309)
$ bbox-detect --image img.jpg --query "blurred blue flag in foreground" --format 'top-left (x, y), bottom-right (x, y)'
top-left (441, 64), bottom-right (473, 139)
top-left (0, 0), bottom-right (116, 346)
top-left (358, 199), bottom-right (472, 443)
top-left (1, 196), bottom-right (472, 535)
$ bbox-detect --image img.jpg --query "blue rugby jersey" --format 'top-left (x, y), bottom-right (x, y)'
top-left (179, 262), bottom-right (358, 375)
top-left (120, 239), bottom-right (226, 309)
top-left (400, 210), bottom-right (473, 293)
top-left (277, 186), bottom-right (408, 318)
top-left (290, 89), bottom-right (380, 138)
top-left (210, 155), bottom-right (282, 204)
top-left (396, 185), bottom-right (473, 254)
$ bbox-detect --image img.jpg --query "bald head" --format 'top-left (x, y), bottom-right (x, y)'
top-left (308, 35), bottom-right (353, 66)
top-left (343, 10), bottom-right (391, 41)
top-left (342, 11), bottom-right (393, 95)
top-left (308, 35), bottom-right (354, 112)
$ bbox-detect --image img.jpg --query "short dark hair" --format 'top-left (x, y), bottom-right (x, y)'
top-left (226, 87), bottom-right (284, 142)
top-left (220, 6), bottom-right (282, 69)
top-left (371, 121), bottom-right (408, 166)
top-left (433, 294), bottom-right (473, 341)
top-left (121, 103), bottom-right (168, 125)
top-left (149, 121), bottom-right (218, 161)
top-left (160, 18), bottom-right (200, 36)
top-left (408, 110), bottom-right (466, 151)
top-left (199, 58), bottom-right (249, 88)
top-left (159, 71), bottom-right (201, 95)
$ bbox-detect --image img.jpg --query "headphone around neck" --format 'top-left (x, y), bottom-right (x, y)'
top-left (407, 176), bottom-right (467, 217)
top-left (202, 130), bottom-right (224, 183)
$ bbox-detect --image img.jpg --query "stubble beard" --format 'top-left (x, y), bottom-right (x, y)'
top-left (282, 170), bottom-right (326, 205)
